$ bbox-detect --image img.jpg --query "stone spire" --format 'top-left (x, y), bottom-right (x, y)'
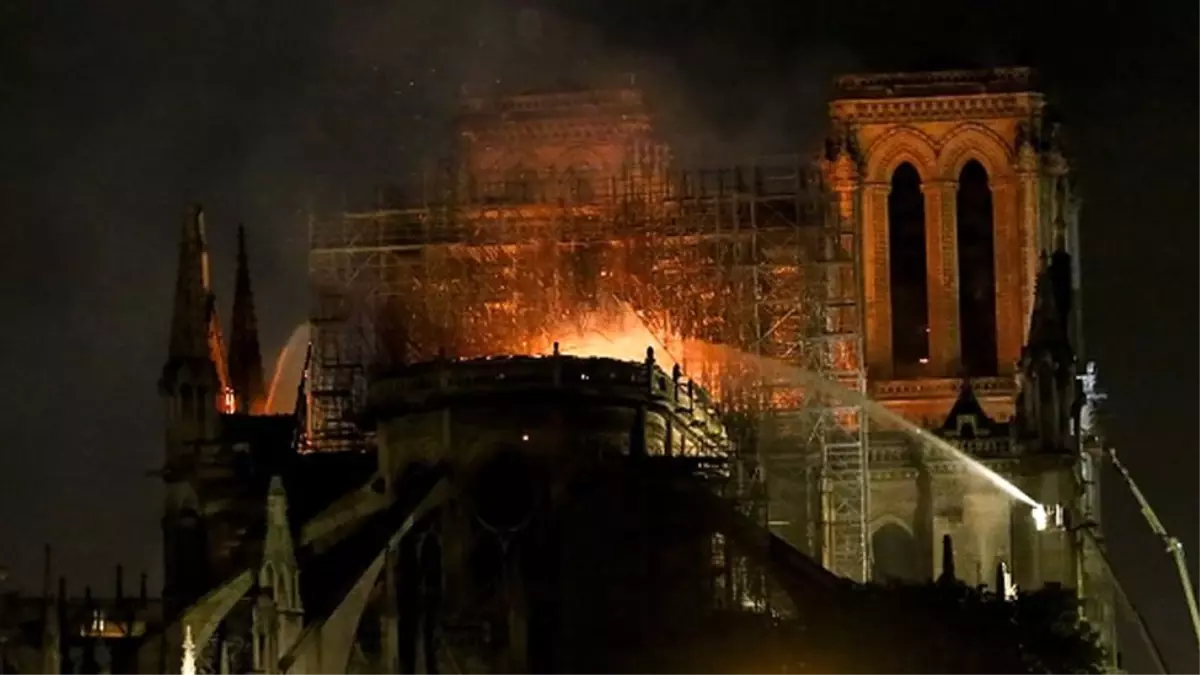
top-left (167, 205), bottom-right (212, 364)
top-left (264, 476), bottom-right (299, 574)
top-left (160, 204), bottom-right (223, 442)
top-left (1015, 242), bottom-right (1078, 451)
top-left (254, 476), bottom-right (304, 672)
top-left (228, 224), bottom-right (266, 414)
top-left (1026, 250), bottom-right (1073, 354)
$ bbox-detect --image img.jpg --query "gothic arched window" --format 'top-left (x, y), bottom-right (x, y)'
top-left (956, 160), bottom-right (998, 376)
top-left (887, 162), bottom-right (930, 375)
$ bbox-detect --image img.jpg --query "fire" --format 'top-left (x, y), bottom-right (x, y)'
top-left (523, 301), bottom-right (778, 410)
top-left (366, 249), bottom-right (825, 412)
top-left (359, 226), bottom-right (856, 415)
top-left (533, 303), bottom-right (676, 367)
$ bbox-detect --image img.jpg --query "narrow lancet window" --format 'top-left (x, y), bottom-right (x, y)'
top-left (888, 162), bottom-right (931, 376)
top-left (956, 160), bottom-right (998, 376)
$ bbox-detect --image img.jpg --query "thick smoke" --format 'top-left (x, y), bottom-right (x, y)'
top-left (6, 0), bottom-right (865, 595)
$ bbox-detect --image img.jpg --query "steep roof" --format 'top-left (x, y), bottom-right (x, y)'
top-left (937, 381), bottom-right (1007, 440)
top-left (213, 413), bottom-right (377, 573)
top-left (227, 224), bottom-right (266, 414)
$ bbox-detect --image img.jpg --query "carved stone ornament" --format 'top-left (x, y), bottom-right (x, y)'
top-left (831, 146), bottom-right (859, 183)
top-left (1043, 149), bottom-right (1069, 177)
top-left (1017, 136), bottom-right (1036, 171)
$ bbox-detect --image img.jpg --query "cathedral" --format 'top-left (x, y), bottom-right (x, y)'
top-left (1, 67), bottom-right (1116, 673)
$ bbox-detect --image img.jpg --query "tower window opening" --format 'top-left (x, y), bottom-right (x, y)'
top-left (956, 160), bottom-right (998, 376)
top-left (887, 162), bottom-right (930, 376)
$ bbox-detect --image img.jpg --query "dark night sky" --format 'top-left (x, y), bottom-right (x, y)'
top-left (6, 0), bottom-right (1196, 670)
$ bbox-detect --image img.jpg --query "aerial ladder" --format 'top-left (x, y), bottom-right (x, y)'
top-left (1106, 446), bottom-right (1200, 650)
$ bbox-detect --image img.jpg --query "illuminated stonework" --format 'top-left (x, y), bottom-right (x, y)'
top-left (831, 67), bottom-right (1072, 424)
top-left (149, 67), bottom-right (1113, 675)
top-left (456, 84), bottom-right (668, 203)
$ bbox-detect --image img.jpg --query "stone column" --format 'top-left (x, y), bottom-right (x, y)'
top-left (924, 181), bottom-right (960, 377)
top-left (991, 176), bottom-right (1022, 375)
top-left (1042, 152), bottom-right (1070, 251)
top-left (1015, 146), bottom-right (1040, 342)
top-left (830, 153), bottom-right (862, 376)
top-left (861, 183), bottom-right (892, 379)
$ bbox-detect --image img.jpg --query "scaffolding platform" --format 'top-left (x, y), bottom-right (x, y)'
top-left (306, 156), bottom-right (871, 581)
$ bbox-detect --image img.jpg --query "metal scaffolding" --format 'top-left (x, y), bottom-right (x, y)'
top-left (803, 185), bottom-right (869, 583)
top-left (305, 156), bottom-right (870, 581)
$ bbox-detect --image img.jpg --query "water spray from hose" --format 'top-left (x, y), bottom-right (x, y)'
top-left (759, 357), bottom-right (1050, 527)
top-left (540, 308), bottom-right (1051, 527)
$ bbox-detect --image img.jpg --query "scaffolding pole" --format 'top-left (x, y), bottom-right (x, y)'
top-left (304, 157), bottom-right (870, 582)
top-left (800, 173), bottom-right (869, 583)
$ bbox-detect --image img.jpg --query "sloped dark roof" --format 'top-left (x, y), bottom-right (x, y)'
top-left (283, 451), bottom-right (378, 531)
top-left (296, 463), bottom-right (446, 620)
top-left (215, 413), bottom-right (377, 577)
top-left (216, 412), bottom-right (376, 529)
top-left (220, 413), bottom-right (296, 459)
top-left (236, 451), bottom-right (378, 573)
top-left (938, 382), bottom-right (1006, 439)
top-left (1023, 249), bottom-right (1075, 366)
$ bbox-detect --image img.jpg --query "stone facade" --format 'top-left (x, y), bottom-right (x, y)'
top-left (146, 68), bottom-right (1113, 674)
top-left (455, 84), bottom-right (668, 202)
top-left (824, 68), bottom-right (1110, 656)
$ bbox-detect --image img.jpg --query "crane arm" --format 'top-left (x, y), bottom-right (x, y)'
top-left (1107, 447), bottom-right (1200, 649)
top-left (1167, 544), bottom-right (1200, 645)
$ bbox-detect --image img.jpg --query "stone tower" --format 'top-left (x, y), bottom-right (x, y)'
top-left (455, 82), bottom-right (668, 204)
top-left (159, 205), bottom-right (225, 618)
top-left (826, 68), bottom-right (1110, 650)
top-left (829, 68), bottom-right (1060, 419)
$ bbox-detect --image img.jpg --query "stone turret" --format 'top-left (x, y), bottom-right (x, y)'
top-left (160, 205), bottom-right (221, 619)
top-left (1014, 246), bottom-right (1078, 453)
top-left (253, 477), bottom-right (304, 673)
top-left (161, 205), bottom-right (223, 448)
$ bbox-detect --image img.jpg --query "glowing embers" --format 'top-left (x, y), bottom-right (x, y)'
top-left (367, 231), bottom-right (846, 415)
